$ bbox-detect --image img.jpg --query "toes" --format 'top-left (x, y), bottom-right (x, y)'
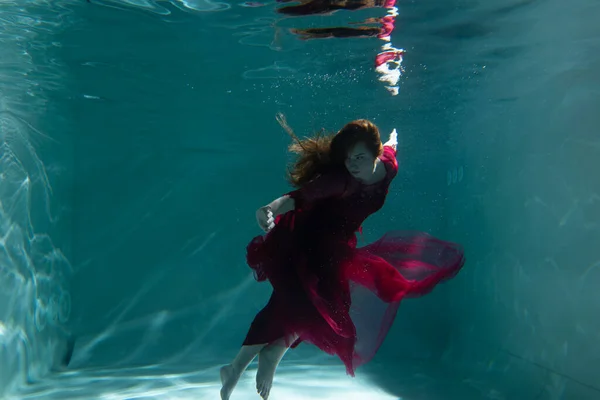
top-left (258, 383), bottom-right (266, 399)
top-left (257, 382), bottom-right (270, 400)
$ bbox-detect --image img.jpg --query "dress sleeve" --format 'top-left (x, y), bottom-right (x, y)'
top-left (381, 145), bottom-right (399, 178)
top-left (287, 170), bottom-right (347, 210)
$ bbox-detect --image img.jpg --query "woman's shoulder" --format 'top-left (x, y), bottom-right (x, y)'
top-left (290, 167), bottom-right (350, 205)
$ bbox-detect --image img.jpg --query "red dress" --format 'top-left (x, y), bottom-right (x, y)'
top-left (243, 146), bottom-right (465, 376)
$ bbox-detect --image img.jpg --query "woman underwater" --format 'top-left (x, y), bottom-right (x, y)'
top-left (220, 114), bottom-right (465, 400)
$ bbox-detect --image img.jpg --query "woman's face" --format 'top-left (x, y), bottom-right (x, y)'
top-left (345, 141), bottom-right (376, 180)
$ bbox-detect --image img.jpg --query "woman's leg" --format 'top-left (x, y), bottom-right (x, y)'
top-left (220, 344), bottom-right (268, 400)
top-left (222, 291), bottom-right (288, 400)
top-left (255, 334), bottom-right (298, 399)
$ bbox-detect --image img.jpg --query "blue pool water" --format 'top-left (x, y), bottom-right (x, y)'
top-left (1, 0), bottom-right (599, 399)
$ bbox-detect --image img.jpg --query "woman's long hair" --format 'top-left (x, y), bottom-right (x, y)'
top-left (276, 113), bottom-right (383, 188)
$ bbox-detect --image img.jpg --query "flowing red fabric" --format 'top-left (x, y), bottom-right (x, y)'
top-left (243, 146), bottom-right (465, 375)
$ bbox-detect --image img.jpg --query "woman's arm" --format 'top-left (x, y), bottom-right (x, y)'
top-left (256, 171), bottom-right (347, 232)
top-left (256, 195), bottom-right (295, 232)
top-left (267, 195), bottom-right (295, 217)
top-left (381, 129), bottom-right (399, 177)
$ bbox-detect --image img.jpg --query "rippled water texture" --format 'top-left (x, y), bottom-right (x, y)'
top-left (2, 0), bottom-right (600, 399)
top-left (0, 1), bottom-right (74, 396)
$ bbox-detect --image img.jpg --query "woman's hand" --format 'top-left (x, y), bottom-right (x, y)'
top-left (256, 205), bottom-right (275, 232)
top-left (384, 128), bottom-right (398, 150)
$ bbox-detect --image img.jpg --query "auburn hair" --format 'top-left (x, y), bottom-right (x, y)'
top-left (276, 113), bottom-right (383, 188)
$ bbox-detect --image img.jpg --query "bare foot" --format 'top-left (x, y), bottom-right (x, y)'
top-left (255, 348), bottom-right (281, 400)
top-left (220, 364), bottom-right (241, 400)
